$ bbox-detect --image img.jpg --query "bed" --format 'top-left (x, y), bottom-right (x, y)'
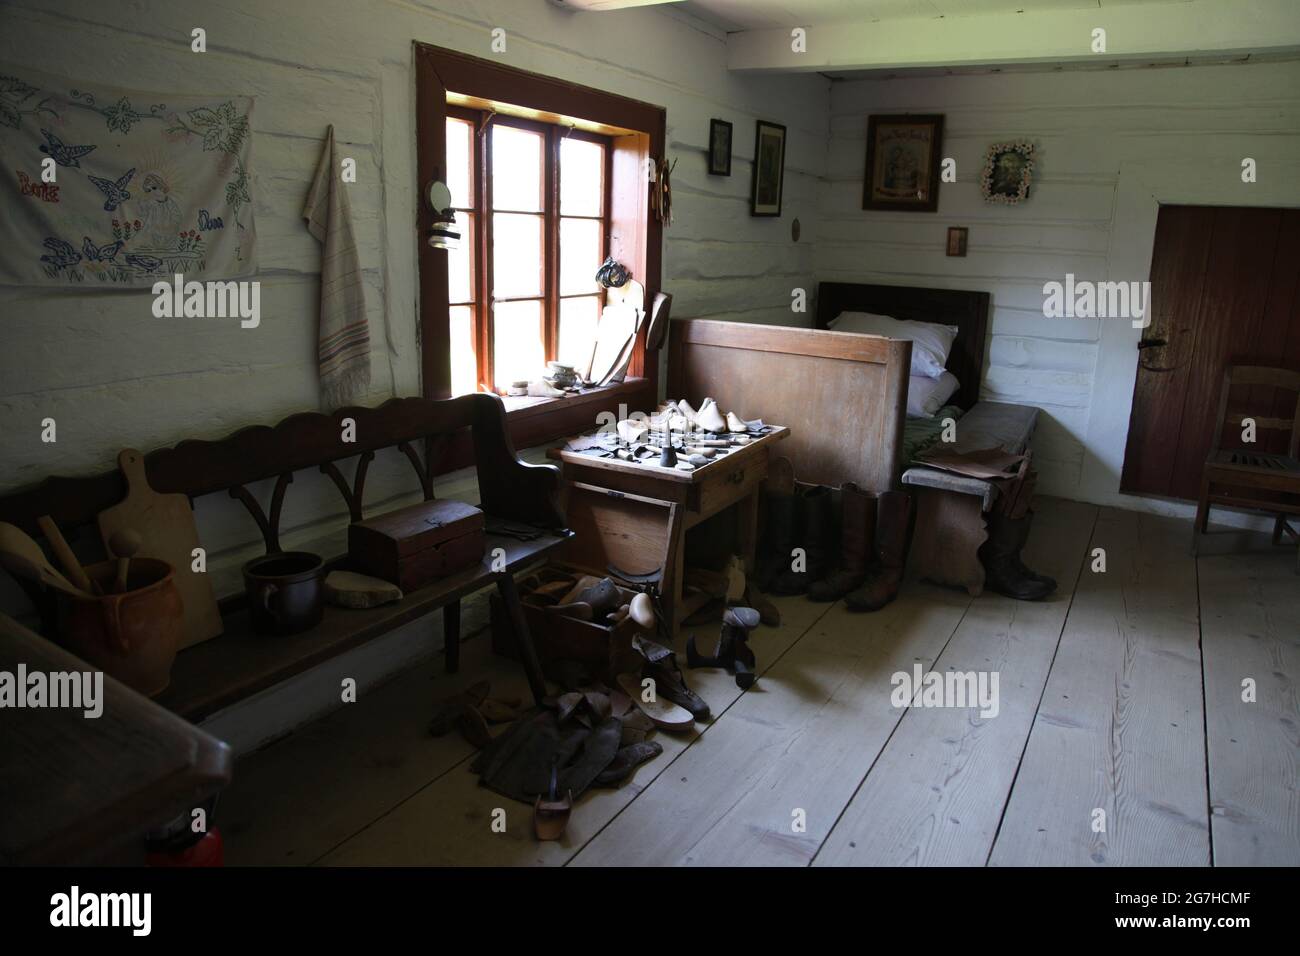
top-left (668, 282), bottom-right (989, 493)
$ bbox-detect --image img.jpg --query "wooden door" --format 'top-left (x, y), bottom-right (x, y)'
top-left (1120, 206), bottom-right (1300, 500)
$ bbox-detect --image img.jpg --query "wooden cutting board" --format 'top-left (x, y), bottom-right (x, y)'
top-left (97, 449), bottom-right (223, 648)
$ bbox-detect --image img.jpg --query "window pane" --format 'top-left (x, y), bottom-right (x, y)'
top-left (560, 218), bottom-right (601, 296)
top-left (559, 296), bottom-right (600, 373)
top-left (447, 212), bottom-right (474, 305)
top-left (491, 125), bottom-right (543, 212)
top-left (446, 117), bottom-right (473, 209)
top-left (450, 304), bottom-right (477, 397)
top-left (560, 137), bottom-right (603, 217)
top-left (493, 299), bottom-right (544, 389)
top-left (492, 213), bottom-right (542, 298)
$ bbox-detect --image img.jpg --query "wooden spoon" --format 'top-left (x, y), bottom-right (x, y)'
top-left (108, 528), bottom-right (141, 594)
top-left (0, 522), bottom-right (91, 598)
top-left (36, 515), bottom-right (97, 595)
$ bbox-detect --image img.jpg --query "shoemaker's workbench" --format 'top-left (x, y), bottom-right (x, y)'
top-left (548, 426), bottom-right (788, 643)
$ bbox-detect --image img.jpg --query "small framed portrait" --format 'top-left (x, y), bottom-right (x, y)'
top-left (863, 114), bottom-right (944, 212)
top-left (946, 226), bottom-right (968, 257)
top-left (980, 141), bottom-right (1034, 204)
top-left (708, 119), bottom-right (732, 176)
top-left (750, 120), bottom-right (787, 217)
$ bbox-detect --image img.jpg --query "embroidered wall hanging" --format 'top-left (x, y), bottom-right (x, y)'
top-left (0, 65), bottom-right (256, 286)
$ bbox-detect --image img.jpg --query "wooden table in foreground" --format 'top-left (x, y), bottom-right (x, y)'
top-left (549, 427), bottom-right (789, 642)
top-left (0, 613), bottom-right (232, 865)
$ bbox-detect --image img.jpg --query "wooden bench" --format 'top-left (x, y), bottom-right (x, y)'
top-left (902, 401), bottom-right (1040, 595)
top-left (0, 394), bottom-right (571, 721)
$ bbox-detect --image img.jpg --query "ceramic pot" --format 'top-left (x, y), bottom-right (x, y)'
top-left (58, 557), bottom-right (183, 697)
top-left (242, 551), bottom-right (325, 636)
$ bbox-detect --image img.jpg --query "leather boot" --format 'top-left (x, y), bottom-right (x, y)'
top-left (1010, 509), bottom-right (1056, 589)
top-left (845, 491), bottom-right (912, 612)
top-left (755, 492), bottom-right (797, 592)
top-left (771, 486), bottom-right (833, 595)
top-left (808, 483), bottom-right (876, 602)
top-left (980, 511), bottom-right (1056, 600)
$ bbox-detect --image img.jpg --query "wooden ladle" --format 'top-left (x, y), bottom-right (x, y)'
top-left (0, 522), bottom-right (91, 599)
top-left (108, 528), bottom-right (142, 594)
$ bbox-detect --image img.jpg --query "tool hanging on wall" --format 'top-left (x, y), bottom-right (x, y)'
top-left (651, 156), bottom-right (674, 225)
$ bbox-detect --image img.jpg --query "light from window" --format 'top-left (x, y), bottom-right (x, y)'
top-left (445, 112), bottom-right (609, 394)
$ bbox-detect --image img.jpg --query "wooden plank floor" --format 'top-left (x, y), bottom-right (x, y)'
top-left (219, 498), bottom-right (1300, 866)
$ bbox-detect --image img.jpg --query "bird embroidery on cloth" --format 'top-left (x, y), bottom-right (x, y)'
top-left (82, 236), bottom-right (124, 262)
top-left (38, 129), bottom-right (97, 168)
top-left (87, 167), bottom-right (136, 211)
top-left (125, 253), bottom-right (163, 273)
top-left (39, 237), bottom-right (82, 270)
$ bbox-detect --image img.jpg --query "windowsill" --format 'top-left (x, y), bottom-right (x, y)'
top-left (496, 376), bottom-right (656, 451)
top-left (501, 377), bottom-right (650, 421)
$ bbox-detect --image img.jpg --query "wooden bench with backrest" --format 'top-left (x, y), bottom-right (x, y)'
top-left (1193, 364), bottom-right (1300, 570)
top-left (0, 393), bottom-right (572, 722)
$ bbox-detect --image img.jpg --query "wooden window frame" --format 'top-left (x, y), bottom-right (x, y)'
top-left (450, 111), bottom-right (613, 393)
top-left (416, 43), bottom-right (663, 440)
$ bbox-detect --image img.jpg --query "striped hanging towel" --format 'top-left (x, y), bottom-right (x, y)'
top-left (303, 125), bottom-right (370, 409)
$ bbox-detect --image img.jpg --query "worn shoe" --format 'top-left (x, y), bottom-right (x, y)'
top-left (755, 492), bottom-right (797, 591)
top-left (979, 511), bottom-right (1056, 600)
top-left (724, 606), bottom-right (761, 689)
top-left (845, 491), bottom-right (913, 612)
top-left (808, 483), bottom-right (876, 602)
top-left (643, 658), bottom-right (710, 719)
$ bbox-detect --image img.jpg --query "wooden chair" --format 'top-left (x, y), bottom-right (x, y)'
top-left (1192, 365), bottom-right (1300, 571)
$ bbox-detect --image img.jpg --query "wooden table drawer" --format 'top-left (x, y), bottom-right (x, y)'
top-left (693, 458), bottom-right (767, 519)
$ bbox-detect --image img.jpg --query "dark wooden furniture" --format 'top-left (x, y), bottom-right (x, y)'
top-left (1122, 207), bottom-right (1300, 501)
top-left (668, 283), bottom-right (988, 495)
top-left (1193, 365), bottom-right (1300, 570)
top-left (0, 394), bottom-right (570, 720)
top-left (549, 427), bottom-right (789, 641)
top-left (0, 612), bottom-right (232, 864)
top-left (903, 402), bottom-right (1040, 594)
top-left (814, 281), bottom-right (989, 411)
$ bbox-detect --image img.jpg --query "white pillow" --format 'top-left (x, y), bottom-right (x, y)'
top-left (907, 371), bottom-right (960, 418)
top-left (830, 311), bottom-right (958, 379)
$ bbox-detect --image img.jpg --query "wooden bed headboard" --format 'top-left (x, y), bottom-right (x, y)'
top-left (668, 320), bottom-right (911, 492)
top-left (814, 282), bottom-right (990, 410)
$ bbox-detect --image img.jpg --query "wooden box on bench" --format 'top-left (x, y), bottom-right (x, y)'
top-left (348, 499), bottom-right (485, 592)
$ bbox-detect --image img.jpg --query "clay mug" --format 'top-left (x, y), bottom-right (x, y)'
top-left (242, 551), bottom-right (325, 636)
top-left (58, 557), bottom-right (184, 697)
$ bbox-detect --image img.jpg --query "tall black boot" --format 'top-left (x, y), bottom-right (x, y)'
top-left (1011, 509), bottom-right (1056, 589)
top-left (771, 486), bottom-right (833, 596)
top-left (755, 492), bottom-right (797, 592)
top-left (979, 511), bottom-right (1056, 600)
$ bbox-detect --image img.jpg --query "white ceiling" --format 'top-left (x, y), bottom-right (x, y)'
top-left (681, 0), bottom-right (1187, 32)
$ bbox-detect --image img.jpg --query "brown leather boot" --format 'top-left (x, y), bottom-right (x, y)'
top-left (845, 491), bottom-right (912, 612)
top-left (808, 483), bottom-right (876, 602)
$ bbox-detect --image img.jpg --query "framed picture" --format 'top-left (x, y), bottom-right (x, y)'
top-left (862, 114), bottom-right (944, 212)
top-left (708, 119), bottom-right (732, 176)
top-left (750, 120), bottom-right (786, 217)
top-left (981, 141), bottom-right (1034, 204)
top-left (946, 226), bottom-right (968, 257)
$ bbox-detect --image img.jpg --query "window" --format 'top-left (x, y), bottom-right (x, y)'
top-left (445, 108), bottom-right (611, 394)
